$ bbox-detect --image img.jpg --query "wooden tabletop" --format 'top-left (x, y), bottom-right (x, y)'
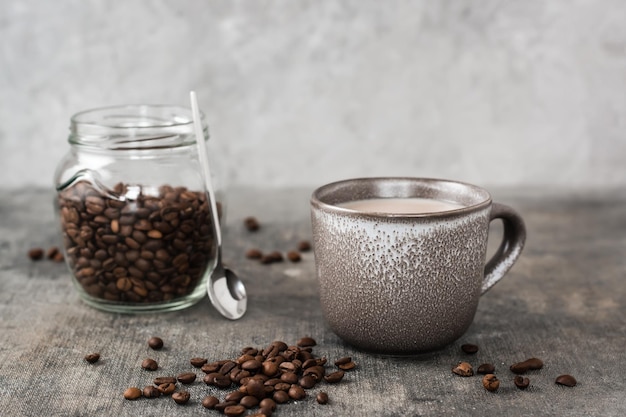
top-left (1, 187), bottom-right (624, 417)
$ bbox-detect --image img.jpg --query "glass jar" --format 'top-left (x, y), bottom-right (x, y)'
top-left (54, 105), bottom-right (221, 313)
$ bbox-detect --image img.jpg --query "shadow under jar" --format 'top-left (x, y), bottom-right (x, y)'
top-left (54, 105), bottom-right (221, 313)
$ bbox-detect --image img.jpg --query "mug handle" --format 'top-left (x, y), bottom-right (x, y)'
top-left (481, 203), bottom-right (527, 294)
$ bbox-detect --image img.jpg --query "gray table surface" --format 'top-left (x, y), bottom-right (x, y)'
top-left (1, 187), bottom-right (625, 417)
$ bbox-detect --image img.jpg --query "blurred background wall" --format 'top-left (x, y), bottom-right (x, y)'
top-left (1, 0), bottom-right (625, 191)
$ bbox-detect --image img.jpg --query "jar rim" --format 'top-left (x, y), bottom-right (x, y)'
top-left (69, 104), bottom-right (208, 150)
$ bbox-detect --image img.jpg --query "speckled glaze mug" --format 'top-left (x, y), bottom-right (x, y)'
top-left (310, 177), bottom-right (526, 354)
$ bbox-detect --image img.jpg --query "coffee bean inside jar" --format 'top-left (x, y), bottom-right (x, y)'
top-left (57, 180), bottom-right (218, 311)
top-left (58, 181), bottom-right (215, 310)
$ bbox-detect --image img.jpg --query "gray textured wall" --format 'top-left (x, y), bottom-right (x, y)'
top-left (1, 0), bottom-right (625, 190)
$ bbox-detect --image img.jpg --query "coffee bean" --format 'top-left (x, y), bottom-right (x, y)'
top-left (141, 358), bottom-right (158, 371)
top-left (224, 391), bottom-right (244, 403)
top-left (287, 251), bottom-right (301, 262)
top-left (143, 385), bottom-right (160, 398)
top-left (274, 382), bottom-right (290, 392)
top-left (324, 370), bottom-right (344, 383)
top-left (214, 373), bottom-right (233, 388)
top-left (280, 372), bottom-right (299, 384)
top-left (46, 246), bottom-right (60, 259)
top-left (259, 398), bottom-right (276, 411)
top-left (240, 395), bottom-right (259, 408)
top-left (316, 391), bottom-right (329, 405)
top-left (224, 404), bottom-right (246, 417)
top-left (477, 363), bottom-right (495, 374)
top-left (156, 382), bottom-right (176, 395)
top-left (123, 387), bottom-right (142, 400)
top-left (334, 356), bottom-right (351, 366)
top-left (242, 359), bottom-right (263, 371)
top-left (525, 358), bottom-right (544, 370)
top-left (246, 249), bottom-right (263, 259)
top-left (299, 375), bottom-right (317, 389)
top-left (482, 374), bottom-right (500, 392)
top-left (510, 357), bottom-right (543, 374)
top-left (246, 379), bottom-right (266, 399)
top-left (297, 337), bottom-right (316, 347)
top-left (338, 360), bottom-right (356, 371)
top-left (297, 240), bottom-right (311, 251)
top-left (51, 251), bottom-right (65, 262)
top-left (28, 248), bottom-right (44, 261)
top-left (555, 374), bottom-right (577, 387)
top-left (514, 375), bottom-right (530, 390)
top-left (273, 390), bottom-right (290, 404)
top-left (172, 390), bottom-right (190, 404)
top-left (215, 401), bottom-right (238, 412)
top-left (461, 343), bottom-right (479, 354)
top-left (509, 362), bottom-right (530, 374)
top-left (201, 362), bottom-right (221, 373)
top-left (262, 361), bottom-right (279, 377)
top-left (190, 357), bottom-right (208, 368)
top-left (452, 362), bottom-right (473, 377)
top-left (153, 376), bottom-right (176, 385)
top-left (244, 217), bottom-right (260, 231)
top-left (288, 384), bottom-right (306, 400)
top-left (84, 353), bottom-right (100, 363)
top-left (177, 372), bottom-right (196, 384)
top-left (201, 395), bottom-right (220, 409)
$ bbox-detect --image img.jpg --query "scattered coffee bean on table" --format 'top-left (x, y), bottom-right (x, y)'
top-left (190, 357), bottom-right (208, 368)
top-left (148, 336), bottom-right (164, 350)
top-left (555, 374), bottom-right (577, 387)
top-left (177, 372), bottom-right (197, 384)
top-left (143, 385), bottom-right (161, 398)
top-left (286, 251), bottom-right (301, 262)
top-left (84, 353), bottom-right (100, 364)
top-left (461, 343), bottom-right (479, 354)
top-left (297, 336), bottom-right (317, 347)
top-left (156, 382), bottom-right (176, 395)
top-left (28, 248), bottom-right (44, 261)
top-left (46, 246), bottom-right (60, 260)
top-left (202, 395), bottom-right (220, 409)
top-left (244, 217), bottom-right (260, 231)
top-left (514, 375), bottom-right (530, 390)
top-left (141, 358), bottom-right (158, 371)
top-left (510, 357), bottom-right (543, 374)
top-left (482, 374), bottom-right (500, 392)
top-left (153, 376), bottom-right (176, 385)
top-left (452, 362), bottom-right (474, 377)
top-left (245, 249), bottom-right (263, 259)
top-left (316, 391), bottom-right (329, 404)
top-left (121, 337), bottom-right (352, 414)
top-left (123, 387), bottom-right (142, 400)
top-left (224, 404), bottom-right (246, 416)
top-left (477, 363), bottom-right (495, 374)
top-left (172, 390), bottom-right (191, 405)
top-left (260, 251), bottom-right (284, 264)
top-left (297, 240), bottom-right (311, 252)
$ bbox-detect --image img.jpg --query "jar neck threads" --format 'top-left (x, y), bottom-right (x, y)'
top-left (69, 104), bottom-right (208, 150)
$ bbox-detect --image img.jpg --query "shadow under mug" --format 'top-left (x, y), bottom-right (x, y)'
top-left (310, 177), bottom-right (526, 354)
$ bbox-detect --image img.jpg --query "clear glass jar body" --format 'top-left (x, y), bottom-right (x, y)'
top-left (54, 105), bottom-right (219, 313)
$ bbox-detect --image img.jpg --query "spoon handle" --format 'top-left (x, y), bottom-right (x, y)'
top-left (190, 91), bottom-right (222, 247)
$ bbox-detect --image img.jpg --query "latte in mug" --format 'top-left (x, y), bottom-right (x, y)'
top-left (339, 197), bottom-right (465, 214)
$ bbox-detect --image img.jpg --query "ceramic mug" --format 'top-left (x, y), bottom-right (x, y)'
top-left (310, 177), bottom-right (526, 354)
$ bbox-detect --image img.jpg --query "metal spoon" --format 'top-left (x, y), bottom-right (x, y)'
top-left (190, 91), bottom-right (247, 320)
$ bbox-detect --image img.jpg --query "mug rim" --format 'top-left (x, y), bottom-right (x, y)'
top-left (311, 177), bottom-right (492, 218)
